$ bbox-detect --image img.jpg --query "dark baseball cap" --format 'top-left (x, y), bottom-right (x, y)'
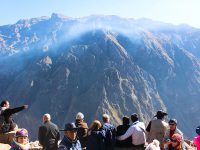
top-left (60, 123), bottom-right (78, 131)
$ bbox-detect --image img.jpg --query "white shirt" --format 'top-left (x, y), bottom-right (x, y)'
top-left (117, 121), bottom-right (146, 145)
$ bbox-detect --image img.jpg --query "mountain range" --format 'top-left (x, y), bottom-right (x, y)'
top-left (0, 13), bottom-right (200, 140)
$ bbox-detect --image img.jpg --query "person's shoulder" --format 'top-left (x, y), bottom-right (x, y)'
top-left (58, 144), bottom-right (68, 150)
top-left (39, 124), bottom-right (47, 130)
top-left (162, 120), bottom-right (168, 126)
top-left (175, 128), bottom-right (183, 135)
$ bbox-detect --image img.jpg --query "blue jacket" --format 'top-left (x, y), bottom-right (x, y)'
top-left (58, 135), bottom-right (82, 150)
top-left (102, 123), bottom-right (116, 150)
top-left (86, 129), bottom-right (106, 150)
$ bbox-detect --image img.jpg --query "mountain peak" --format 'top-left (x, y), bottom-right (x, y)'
top-left (50, 13), bottom-right (69, 21)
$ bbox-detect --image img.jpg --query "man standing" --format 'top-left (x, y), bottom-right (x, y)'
top-left (102, 114), bottom-right (116, 150)
top-left (38, 113), bottom-right (60, 150)
top-left (58, 122), bottom-right (82, 150)
top-left (117, 113), bottom-right (146, 150)
top-left (146, 110), bottom-right (168, 150)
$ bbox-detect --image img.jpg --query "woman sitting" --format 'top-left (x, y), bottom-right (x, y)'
top-left (10, 128), bottom-right (30, 150)
top-left (166, 133), bottom-right (185, 150)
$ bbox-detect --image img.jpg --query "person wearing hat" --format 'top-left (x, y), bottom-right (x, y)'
top-left (166, 133), bottom-right (185, 150)
top-left (194, 126), bottom-right (200, 150)
top-left (58, 122), bottom-right (82, 150)
top-left (164, 119), bottom-right (185, 150)
top-left (38, 113), bottom-right (60, 150)
top-left (117, 113), bottom-right (146, 150)
top-left (146, 110), bottom-right (168, 150)
top-left (10, 128), bottom-right (30, 150)
top-left (75, 112), bottom-right (88, 150)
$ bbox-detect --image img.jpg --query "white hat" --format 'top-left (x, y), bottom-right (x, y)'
top-left (76, 112), bottom-right (84, 120)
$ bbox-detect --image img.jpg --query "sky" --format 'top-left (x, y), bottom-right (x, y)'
top-left (1, 0), bottom-right (200, 28)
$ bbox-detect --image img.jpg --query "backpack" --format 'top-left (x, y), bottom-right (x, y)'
top-left (103, 124), bottom-right (116, 148)
top-left (0, 109), bottom-right (10, 133)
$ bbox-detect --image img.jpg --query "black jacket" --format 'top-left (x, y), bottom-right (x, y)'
top-left (75, 120), bottom-right (88, 148)
top-left (58, 136), bottom-right (82, 150)
top-left (116, 124), bottom-right (132, 147)
top-left (38, 121), bottom-right (60, 150)
top-left (1, 106), bottom-right (26, 132)
top-left (86, 129), bottom-right (106, 150)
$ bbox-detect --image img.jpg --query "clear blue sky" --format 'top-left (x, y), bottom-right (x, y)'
top-left (1, 0), bottom-right (200, 28)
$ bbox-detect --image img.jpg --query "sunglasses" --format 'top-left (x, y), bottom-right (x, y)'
top-left (171, 139), bottom-right (178, 143)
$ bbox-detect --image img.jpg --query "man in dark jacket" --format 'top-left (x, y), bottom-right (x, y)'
top-left (0, 100), bottom-right (28, 133)
top-left (58, 122), bottom-right (82, 150)
top-left (38, 113), bottom-right (60, 150)
top-left (102, 114), bottom-right (116, 150)
top-left (75, 112), bottom-right (88, 150)
top-left (116, 116), bottom-right (132, 148)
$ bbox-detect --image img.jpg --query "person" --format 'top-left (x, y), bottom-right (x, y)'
top-left (38, 113), bottom-right (60, 150)
top-left (58, 122), bottom-right (82, 150)
top-left (115, 116), bottom-right (132, 149)
top-left (164, 119), bottom-right (185, 149)
top-left (86, 120), bottom-right (106, 150)
top-left (165, 133), bottom-right (185, 150)
top-left (146, 110), bottom-right (168, 150)
top-left (10, 128), bottom-right (30, 150)
top-left (102, 113), bottom-right (116, 150)
top-left (75, 112), bottom-right (88, 150)
top-left (117, 113), bottom-right (146, 150)
top-left (0, 100), bottom-right (28, 133)
top-left (145, 139), bottom-right (160, 150)
top-left (194, 126), bottom-right (200, 150)
top-left (0, 101), bottom-right (28, 132)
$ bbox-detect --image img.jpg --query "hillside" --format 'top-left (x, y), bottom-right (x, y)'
top-left (0, 14), bottom-right (199, 140)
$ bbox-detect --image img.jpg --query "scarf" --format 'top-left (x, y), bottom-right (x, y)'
top-left (10, 139), bottom-right (30, 150)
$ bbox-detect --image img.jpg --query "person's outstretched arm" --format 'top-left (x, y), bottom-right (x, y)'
top-left (5, 105), bottom-right (28, 116)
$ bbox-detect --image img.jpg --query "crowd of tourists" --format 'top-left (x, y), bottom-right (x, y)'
top-left (0, 100), bottom-right (199, 150)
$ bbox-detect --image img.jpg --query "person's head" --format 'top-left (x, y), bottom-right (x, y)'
top-left (0, 100), bottom-right (10, 108)
top-left (131, 113), bottom-right (139, 123)
top-left (122, 116), bottom-right (130, 125)
top-left (145, 139), bottom-right (160, 150)
top-left (102, 114), bottom-right (110, 123)
top-left (15, 128), bottom-right (29, 145)
top-left (43, 113), bottom-right (51, 123)
top-left (171, 133), bottom-right (182, 148)
top-left (62, 123), bottom-right (78, 141)
top-left (155, 110), bottom-right (167, 119)
top-left (90, 120), bottom-right (102, 131)
top-left (76, 112), bottom-right (84, 121)
top-left (196, 126), bottom-right (200, 135)
top-left (168, 119), bottom-right (177, 130)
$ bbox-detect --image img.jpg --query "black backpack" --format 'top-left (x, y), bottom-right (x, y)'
top-left (0, 109), bottom-right (10, 133)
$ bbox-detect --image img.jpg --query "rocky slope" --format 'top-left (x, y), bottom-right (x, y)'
top-left (0, 14), bottom-right (199, 140)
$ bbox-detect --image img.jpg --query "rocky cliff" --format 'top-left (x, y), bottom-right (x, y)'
top-left (0, 14), bottom-right (199, 140)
